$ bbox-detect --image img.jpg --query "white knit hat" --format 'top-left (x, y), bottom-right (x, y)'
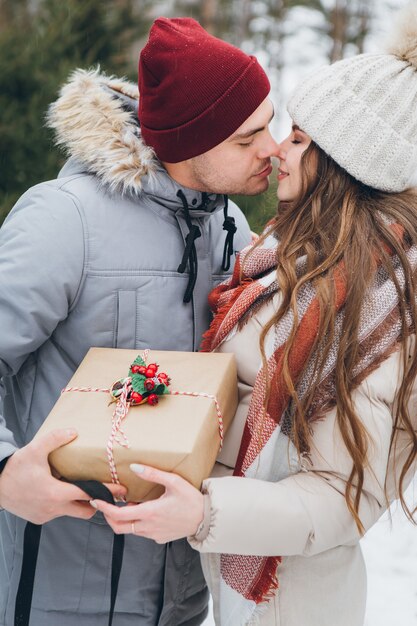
top-left (287, 3), bottom-right (417, 193)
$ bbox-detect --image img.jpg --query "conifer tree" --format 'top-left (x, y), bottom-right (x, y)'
top-left (0, 0), bottom-right (152, 223)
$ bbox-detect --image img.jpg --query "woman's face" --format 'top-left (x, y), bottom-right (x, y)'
top-left (277, 124), bottom-right (312, 202)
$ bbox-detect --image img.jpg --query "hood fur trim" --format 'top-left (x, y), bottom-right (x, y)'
top-left (46, 68), bottom-right (156, 194)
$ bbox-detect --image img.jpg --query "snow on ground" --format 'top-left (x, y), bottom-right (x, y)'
top-left (362, 477), bottom-right (417, 626)
top-left (203, 476), bottom-right (417, 625)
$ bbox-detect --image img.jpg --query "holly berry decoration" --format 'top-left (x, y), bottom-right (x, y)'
top-left (145, 364), bottom-right (158, 378)
top-left (130, 391), bottom-right (143, 404)
top-left (157, 372), bottom-right (171, 385)
top-left (109, 355), bottom-right (170, 406)
top-left (144, 379), bottom-right (155, 391)
top-left (147, 393), bottom-right (159, 406)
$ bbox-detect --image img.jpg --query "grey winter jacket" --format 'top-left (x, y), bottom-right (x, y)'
top-left (0, 69), bottom-right (251, 625)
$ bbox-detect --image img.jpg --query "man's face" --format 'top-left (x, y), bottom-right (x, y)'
top-left (184, 98), bottom-right (279, 196)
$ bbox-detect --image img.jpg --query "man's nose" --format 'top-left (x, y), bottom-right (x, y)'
top-left (260, 132), bottom-right (281, 158)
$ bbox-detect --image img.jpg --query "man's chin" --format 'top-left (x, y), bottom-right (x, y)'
top-left (216, 179), bottom-right (270, 196)
top-left (244, 179), bottom-right (270, 196)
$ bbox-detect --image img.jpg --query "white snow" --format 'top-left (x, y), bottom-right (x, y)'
top-left (362, 477), bottom-right (417, 625)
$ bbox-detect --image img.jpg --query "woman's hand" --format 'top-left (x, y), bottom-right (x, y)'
top-left (90, 464), bottom-right (204, 543)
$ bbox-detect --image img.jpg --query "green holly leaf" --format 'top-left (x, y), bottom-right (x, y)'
top-left (131, 374), bottom-right (146, 395)
top-left (131, 354), bottom-right (146, 369)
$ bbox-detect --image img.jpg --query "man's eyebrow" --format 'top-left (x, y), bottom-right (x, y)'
top-left (230, 108), bottom-right (275, 141)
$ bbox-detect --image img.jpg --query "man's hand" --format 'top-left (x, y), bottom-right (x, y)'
top-left (0, 429), bottom-right (126, 524)
top-left (91, 464), bottom-right (204, 543)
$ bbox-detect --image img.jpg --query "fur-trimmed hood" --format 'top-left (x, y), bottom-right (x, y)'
top-left (47, 68), bottom-right (158, 196)
top-left (46, 68), bottom-right (242, 287)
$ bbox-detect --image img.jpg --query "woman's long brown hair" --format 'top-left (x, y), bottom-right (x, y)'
top-left (255, 142), bottom-right (417, 533)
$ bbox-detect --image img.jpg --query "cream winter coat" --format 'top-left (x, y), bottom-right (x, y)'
top-left (189, 294), bottom-right (417, 626)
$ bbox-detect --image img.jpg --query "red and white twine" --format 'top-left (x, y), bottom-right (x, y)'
top-left (61, 353), bottom-right (225, 488)
top-left (61, 382), bottom-right (131, 486)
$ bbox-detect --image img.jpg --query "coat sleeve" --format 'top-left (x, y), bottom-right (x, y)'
top-left (189, 347), bottom-right (416, 557)
top-left (0, 182), bottom-right (85, 460)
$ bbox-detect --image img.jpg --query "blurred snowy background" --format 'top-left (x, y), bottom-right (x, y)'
top-left (362, 477), bottom-right (417, 625)
top-left (1, 0), bottom-right (411, 231)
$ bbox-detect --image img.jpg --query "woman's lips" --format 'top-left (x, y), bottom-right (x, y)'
top-left (278, 169), bottom-right (288, 181)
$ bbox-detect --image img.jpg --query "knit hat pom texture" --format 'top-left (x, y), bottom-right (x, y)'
top-left (287, 3), bottom-right (417, 193)
top-left (386, 3), bottom-right (417, 68)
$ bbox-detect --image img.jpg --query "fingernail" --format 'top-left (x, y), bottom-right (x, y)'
top-left (66, 428), bottom-right (77, 438)
top-left (130, 463), bottom-right (145, 474)
top-left (89, 500), bottom-right (98, 509)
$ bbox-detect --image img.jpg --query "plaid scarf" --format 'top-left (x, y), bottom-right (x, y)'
top-left (201, 231), bottom-right (416, 625)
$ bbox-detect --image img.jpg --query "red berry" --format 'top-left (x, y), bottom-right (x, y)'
top-left (147, 394), bottom-right (158, 406)
top-left (138, 366), bottom-right (147, 375)
top-left (131, 364), bottom-right (141, 374)
top-left (145, 366), bottom-right (157, 378)
top-left (144, 379), bottom-right (155, 391)
top-left (130, 391), bottom-right (143, 404)
top-left (158, 373), bottom-right (170, 385)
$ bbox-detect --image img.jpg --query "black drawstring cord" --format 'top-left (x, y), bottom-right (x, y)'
top-left (176, 189), bottom-right (201, 303)
top-left (15, 481), bottom-right (123, 626)
top-left (221, 195), bottom-right (237, 272)
top-left (177, 224), bottom-right (201, 273)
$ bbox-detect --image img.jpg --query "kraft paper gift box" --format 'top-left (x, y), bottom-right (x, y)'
top-left (36, 347), bottom-right (238, 502)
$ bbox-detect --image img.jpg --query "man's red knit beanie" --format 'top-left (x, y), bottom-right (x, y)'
top-left (138, 17), bottom-right (270, 163)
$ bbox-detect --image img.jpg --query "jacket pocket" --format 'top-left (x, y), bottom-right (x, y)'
top-left (113, 276), bottom-right (195, 352)
top-left (114, 290), bottom-right (137, 348)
